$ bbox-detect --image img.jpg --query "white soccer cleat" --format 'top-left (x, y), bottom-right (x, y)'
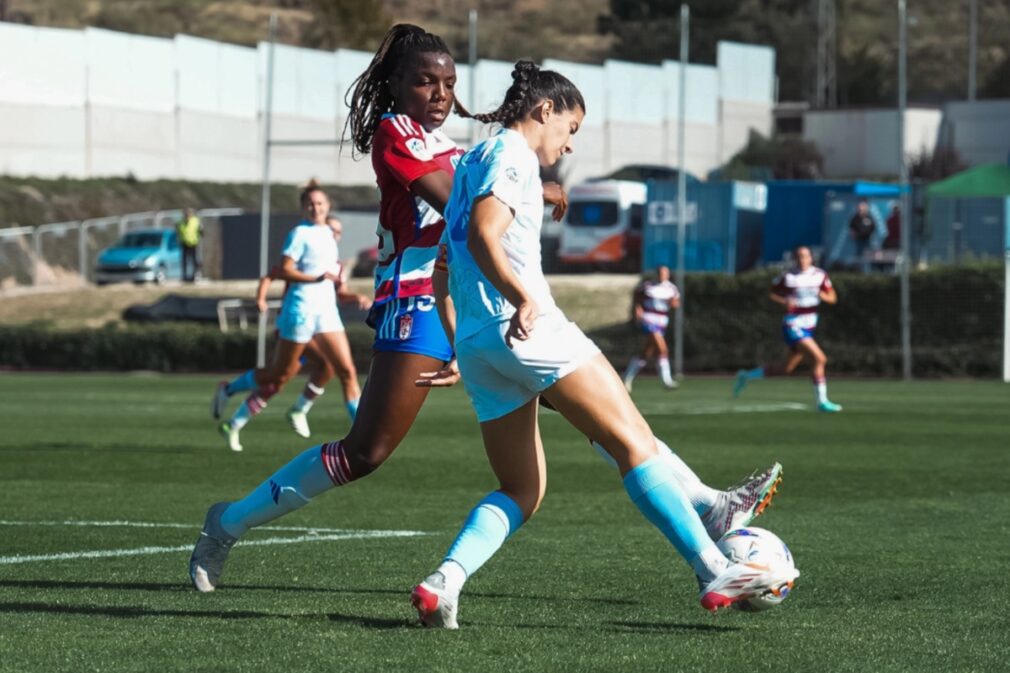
top-left (286, 408), bottom-right (311, 438)
top-left (211, 381), bottom-right (230, 420)
top-left (411, 572), bottom-right (460, 629)
top-left (701, 463), bottom-right (783, 541)
top-left (189, 502), bottom-right (237, 593)
top-left (218, 421), bottom-right (243, 452)
top-left (699, 560), bottom-right (799, 613)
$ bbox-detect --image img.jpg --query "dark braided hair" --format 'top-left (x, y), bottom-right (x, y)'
top-left (343, 24), bottom-right (461, 156)
top-left (465, 60), bottom-right (585, 127)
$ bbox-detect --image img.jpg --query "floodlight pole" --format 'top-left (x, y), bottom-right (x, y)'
top-left (674, 4), bottom-right (689, 379)
top-left (257, 13), bottom-right (278, 369)
top-left (898, 0), bottom-right (912, 381)
top-left (968, 0), bottom-right (977, 101)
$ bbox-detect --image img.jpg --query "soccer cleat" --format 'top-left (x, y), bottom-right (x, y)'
top-left (701, 463), bottom-right (783, 541)
top-left (662, 379), bottom-right (679, 390)
top-left (211, 381), bottom-right (230, 420)
top-left (219, 421), bottom-right (243, 452)
top-left (411, 572), bottom-right (459, 629)
top-left (817, 400), bottom-right (843, 413)
top-left (286, 408), bottom-right (311, 438)
top-left (699, 560), bottom-right (799, 613)
top-left (189, 502), bottom-right (237, 593)
top-left (624, 378), bottom-right (634, 393)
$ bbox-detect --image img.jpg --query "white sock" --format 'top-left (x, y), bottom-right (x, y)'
top-left (658, 357), bottom-right (674, 386)
top-left (591, 438), bottom-right (719, 514)
top-left (624, 357), bottom-right (646, 382)
top-left (292, 383), bottom-right (325, 413)
top-left (654, 438), bottom-right (720, 513)
top-left (436, 559), bottom-right (467, 594)
top-left (230, 401), bottom-right (254, 431)
top-left (814, 379), bottom-right (827, 404)
top-left (691, 546), bottom-right (730, 583)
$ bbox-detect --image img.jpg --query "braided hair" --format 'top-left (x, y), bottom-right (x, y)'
top-left (465, 60), bottom-right (585, 127)
top-left (344, 24), bottom-right (461, 156)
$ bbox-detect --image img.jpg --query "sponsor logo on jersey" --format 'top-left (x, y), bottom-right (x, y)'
top-left (406, 138), bottom-right (432, 161)
top-left (505, 166), bottom-right (519, 182)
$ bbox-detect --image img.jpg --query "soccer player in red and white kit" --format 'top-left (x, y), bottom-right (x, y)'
top-left (734, 245), bottom-right (842, 412)
top-left (623, 265), bottom-right (680, 391)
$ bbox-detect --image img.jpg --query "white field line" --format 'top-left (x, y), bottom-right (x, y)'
top-left (637, 401), bottom-right (809, 416)
top-left (0, 520), bottom-right (394, 534)
top-left (0, 523), bottom-right (426, 566)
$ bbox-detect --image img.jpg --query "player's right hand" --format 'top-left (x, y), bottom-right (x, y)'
top-left (256, 298), bottom-right (268, 313)
top-left (505, 300), bottom-right (538, 349)
top-left (414, 359), bottom-right (461, 388)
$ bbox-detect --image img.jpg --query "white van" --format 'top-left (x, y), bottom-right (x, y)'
top-left (558, 180), bottom-right (647, 270)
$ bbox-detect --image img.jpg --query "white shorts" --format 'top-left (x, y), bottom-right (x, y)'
top-left (276, 302), bottom-right (344, 344)
top-left (456, 310), bottom-right (601, 422)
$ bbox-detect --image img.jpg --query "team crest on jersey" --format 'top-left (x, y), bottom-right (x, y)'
top-left (406, 138), bottom-right (432, 160)
top-left (398, 314), bottom-right (413, 340)
top-left (505, 166), bottom-right (519, 183)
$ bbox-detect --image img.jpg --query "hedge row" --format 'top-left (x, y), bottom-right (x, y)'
top-left (593, 264), bottom-right (1004, 377)
top-left (0, 265), bottom-right (1003, 377)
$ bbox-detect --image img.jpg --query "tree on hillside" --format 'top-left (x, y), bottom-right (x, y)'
top-left (300, 0), bottom-right (388, 51)
top-left (713, 131), bottom-right (824, 181)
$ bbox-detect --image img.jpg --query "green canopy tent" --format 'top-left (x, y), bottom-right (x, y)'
top-left (927, 163), bottom-right (1010, 198)
top-left (927, 162), bottom-right (1010, 382)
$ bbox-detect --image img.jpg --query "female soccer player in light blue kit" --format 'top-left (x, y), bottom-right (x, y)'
top-left (411, 61), bottom-right (797, 628)
top-left (215, 182), bottom-right (361, 451)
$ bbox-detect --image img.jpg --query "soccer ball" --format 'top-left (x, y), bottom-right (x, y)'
top-left (716, 527), bottom-right (799, 611)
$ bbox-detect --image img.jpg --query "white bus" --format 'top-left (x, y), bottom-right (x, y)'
top-left (558, 180), bottom-right (647, 271)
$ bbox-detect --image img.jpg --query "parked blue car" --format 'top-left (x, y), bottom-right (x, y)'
top-left (95, 228), bottom-right (182, 285)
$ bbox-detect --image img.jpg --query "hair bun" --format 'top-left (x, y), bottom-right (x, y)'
top-left (512, 60), bottom-right (539, 83)
top-left (304, 177), bottom-right (322, 189)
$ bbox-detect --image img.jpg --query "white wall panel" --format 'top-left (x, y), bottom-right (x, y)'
top-left (604, 60), bottom-right (665, 125)
top-left (0, 103), bottom-right (86, 176)
top-left (0, 24), bottom-right (86, 106)
top-left (85, 28), bottom-right (175, 113)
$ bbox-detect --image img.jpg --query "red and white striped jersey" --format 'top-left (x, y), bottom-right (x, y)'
top-left (371, 113), bottom-right (463, 306)
top-left (772, 266), bottom-right (832, 316)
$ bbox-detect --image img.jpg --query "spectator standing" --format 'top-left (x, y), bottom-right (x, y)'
top-left (848, 199), bottom-right (876, 271)
top-left (176, 208), bottom-right (202, 282)
top-left (884, 204), bottom-right (901, 251)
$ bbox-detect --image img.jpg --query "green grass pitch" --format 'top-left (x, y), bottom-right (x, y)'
top-left (1, 373), bottom-right (1008, 672)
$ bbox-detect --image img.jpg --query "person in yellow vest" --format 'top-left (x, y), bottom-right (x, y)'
top-left (176, 208), bottom-right (202, 282)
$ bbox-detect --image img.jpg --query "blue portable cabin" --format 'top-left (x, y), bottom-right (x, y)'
top-left (643, 180), bottom-right (767, 274)
top-left (762, 181), bottom-right (902, 267)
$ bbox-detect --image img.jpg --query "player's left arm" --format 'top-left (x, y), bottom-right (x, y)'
top-left (819, 276), bottom-right (838, 305)
top-left (542, 182), bottom-right (568, 221)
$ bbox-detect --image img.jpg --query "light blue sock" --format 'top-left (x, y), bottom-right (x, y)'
top-left (345, 397), bottom-right (359, 420)
top-left (219, 444), bottom-right (333, 538)
top-left (444, 491), bottom-right (525, 578)
top-left (226, 369), bottom-right (257, 396)
top-left (623, 455), bottom-right (717, 564)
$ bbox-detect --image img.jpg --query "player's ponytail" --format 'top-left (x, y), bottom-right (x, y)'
top-left (462, 60), bottom-right (585, 127)
top-left (343, 24), bottom-right (458, 157)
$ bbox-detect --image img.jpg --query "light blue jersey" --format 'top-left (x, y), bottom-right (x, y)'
top-left (280, 222), bottom-right (339, 313)
top-left (443, 128), bottom-right (557, 342)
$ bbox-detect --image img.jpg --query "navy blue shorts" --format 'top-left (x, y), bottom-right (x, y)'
top-left (369, 295), bottom-right (454, 362)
